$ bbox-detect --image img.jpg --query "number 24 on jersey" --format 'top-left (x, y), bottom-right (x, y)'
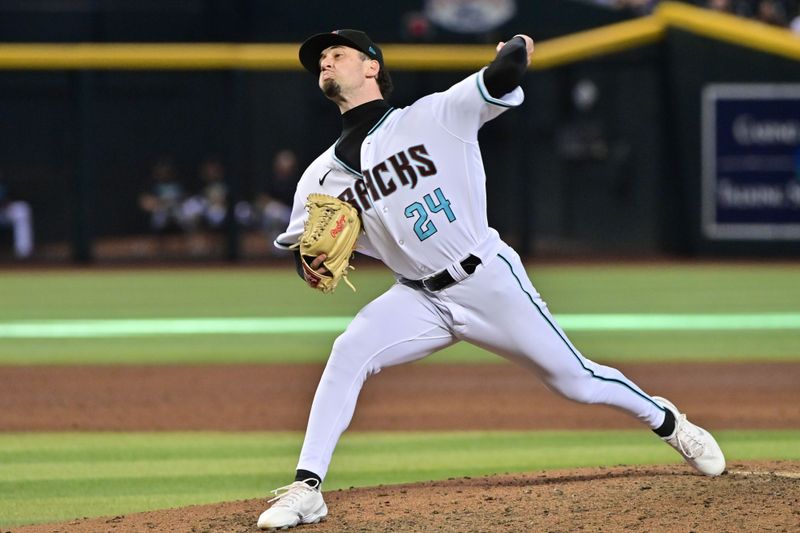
top-left (404, 188), bottom-right (456, 241)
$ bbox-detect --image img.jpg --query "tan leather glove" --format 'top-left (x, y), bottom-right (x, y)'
top-left (293, 193), bottom-right (361, 293)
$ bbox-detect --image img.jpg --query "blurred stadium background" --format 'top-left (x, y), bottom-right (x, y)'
top-left (1, 0), bottom-right (798, 263)
top-left (2, 1), bottom-right (800, 529)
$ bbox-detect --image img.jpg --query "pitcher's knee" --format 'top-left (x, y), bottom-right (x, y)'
top-left (547, 373), bottom-right (605, 405)
top-left (327, 335), bottom-right (381, 378)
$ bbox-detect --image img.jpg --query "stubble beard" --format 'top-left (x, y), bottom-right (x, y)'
top-left (322, 79), bottom-right (342, 101)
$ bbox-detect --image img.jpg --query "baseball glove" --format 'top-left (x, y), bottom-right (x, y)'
top-left (293, 193), bottom-right (361, 293)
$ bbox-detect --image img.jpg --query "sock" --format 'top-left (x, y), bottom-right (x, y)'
top-left (295, 469), bottom-right (322, 488)
top-left (653, 407), bottom-right (676, 438)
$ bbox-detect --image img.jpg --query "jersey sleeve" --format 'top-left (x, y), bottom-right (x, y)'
top-left (430, 68), bottom-right (524, 142)
top-left (275, 178), bottom-right (381, 260)
top-left (273, 167), bottom-right (319, 250)
top-left (273, 155), bottom-right (380, 258)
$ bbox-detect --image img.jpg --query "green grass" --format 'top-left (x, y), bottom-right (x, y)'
top-left (0, 264), bottom-right (798, 364)
top-left (0, 264), bottom-right (800, 364)
top-left (4, 265), bottom-right (800, 320)
top-left (0, 429), bottom-right (798, 527)
top-left (1, 266), bottom-right (796, 528)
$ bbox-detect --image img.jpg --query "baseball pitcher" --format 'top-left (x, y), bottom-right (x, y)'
top-left (257, 29), bottom-right (725, 530)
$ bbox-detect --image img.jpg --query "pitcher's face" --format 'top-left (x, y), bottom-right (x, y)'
top-left (318, 45), bottom-right (378, 101)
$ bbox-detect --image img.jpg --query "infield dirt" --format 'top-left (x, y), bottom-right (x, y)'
top-left (2, 362), bottom-right (800, 431)
top-left (3, 361), bottom-right (800, 532)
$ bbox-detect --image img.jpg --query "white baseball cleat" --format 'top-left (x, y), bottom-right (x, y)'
top-left (257, 479), bottom-right (328, 530)
top-left (652, 396), bottom-right (726, 476)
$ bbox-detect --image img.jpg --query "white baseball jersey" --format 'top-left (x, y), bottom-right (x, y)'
top-left (276, 68), bottom-right (670, 483)
top-left (276, 68), bottom-right (523, 280)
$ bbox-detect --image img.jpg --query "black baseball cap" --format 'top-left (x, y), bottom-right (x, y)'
top-left (299, 29), bottom-right (384, 74)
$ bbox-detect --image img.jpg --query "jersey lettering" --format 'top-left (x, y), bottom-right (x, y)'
top-left (337, 189), bottom-right (360, 212)
top-left (369, 162), bottom-right (398, 196)
top-left (409, 144), bottom-right (437, 177)
top-left (337, 144), bottom-right (439, 214)
top-left (388, 152), bottom-right (417, 189)
top-left (354, 179), bottom-right (373, 212)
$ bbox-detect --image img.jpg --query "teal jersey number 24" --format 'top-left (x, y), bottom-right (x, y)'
top-left (404, 188), bottom-right (457, 241)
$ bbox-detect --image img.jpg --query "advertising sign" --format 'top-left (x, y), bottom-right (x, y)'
top-left (702, 84), bottom-right (800, 240)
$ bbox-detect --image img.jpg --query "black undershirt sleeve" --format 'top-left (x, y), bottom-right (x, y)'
top-left (293, 250), bottom-right (305, 280)
top-left (483, 36), bottom-right (528, 99)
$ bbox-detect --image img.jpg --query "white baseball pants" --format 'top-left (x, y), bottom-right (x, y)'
top-left (297, 243), bottom-right (666, 480)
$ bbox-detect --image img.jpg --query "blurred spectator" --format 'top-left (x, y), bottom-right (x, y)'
top-left (236, 149), bottom-right (298, 252)
top-left (583, 0), bottom-right (659, 15)
top-left (585, 0), bottom-right (798, 28)
top-left (616, 0), bottom-right (659, 14)
top-left (707, 0), bottom-right (735, 12)
top-left (698, 0), bottom-right (798, 26)
top-left (754, 0), bottom-right (788, 25)
top-left (138, 156), bottom-right (190, 233)
top-left (402, 11), bottom-right (435, 42)
top-left (263, 149), bottom-right (298, 210)
top-left (182, 156), bottom-right (229, 231)
top-left (0, 173), bottom-right (34, 259)
top-left (791, 6), bottom-right (800, 32)
top-left (704, 0), bottom-right (756, 17)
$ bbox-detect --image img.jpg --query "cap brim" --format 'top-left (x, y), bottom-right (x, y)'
top-left (299, 33), bottom-right (363, 74)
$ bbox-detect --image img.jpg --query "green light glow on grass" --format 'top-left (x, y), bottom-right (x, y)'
top-left (0, 313), bottom-right (799, 339)
top-left (0, 317), bottom-right (352, 338)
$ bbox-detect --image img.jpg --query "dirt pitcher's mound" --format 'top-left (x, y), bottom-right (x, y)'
top-left (10, 461), bottom-right (800, 533)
